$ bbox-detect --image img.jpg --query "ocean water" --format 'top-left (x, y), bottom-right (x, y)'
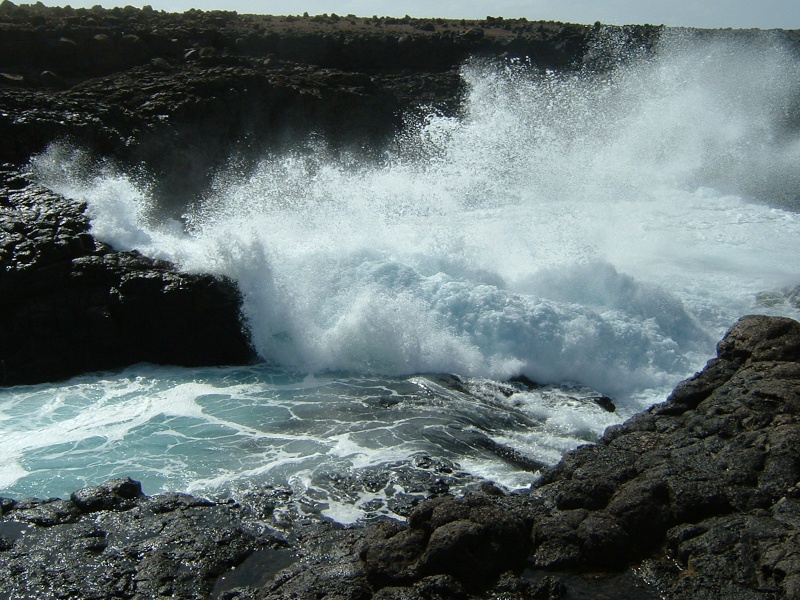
top-left (3, 29), bottom-right (800, 522)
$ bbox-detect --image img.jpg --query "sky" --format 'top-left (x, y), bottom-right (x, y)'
top-left (32, 1), bottom-right (800, 30)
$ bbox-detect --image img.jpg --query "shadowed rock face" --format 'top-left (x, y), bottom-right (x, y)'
top-left (0, 168), bottom-right (255, 385)
top-left (527, 316), bottom-right (800, 594)
top-left (1, 315), bottom-right (798, 599)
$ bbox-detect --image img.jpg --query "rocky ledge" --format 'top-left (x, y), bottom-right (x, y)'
top-left (1, 315), bottom-right (797, 599)
top-left (0, 166), bottom-right (255, 385)
top-left (0, 1), bottom-right (630, 214)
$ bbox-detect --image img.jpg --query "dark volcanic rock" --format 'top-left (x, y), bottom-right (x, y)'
top-left (0, 168), bottom-right (255, 385)
top-left (526, 315), bottom-right (800, 597)
top-left (362, 491), bottom-right (531, 590)
top-left (69, 477), bottom-right (144, 512)
top-left (1, 316), bottom-right (799, 598)
top-left (0, 3), bottom-right (667, 213)
top-left (0, 479), bottom-right (276, 600)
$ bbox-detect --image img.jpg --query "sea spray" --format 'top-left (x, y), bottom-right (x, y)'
top-left (36, 30), bottom-right (800, 393)
top-left (13, 28), bottom-right (800, 512)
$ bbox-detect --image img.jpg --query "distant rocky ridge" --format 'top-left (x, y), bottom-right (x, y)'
top-left (0, 1), bottom-right (661, 212)
top-left (1, 315), bottom-right (798, 598)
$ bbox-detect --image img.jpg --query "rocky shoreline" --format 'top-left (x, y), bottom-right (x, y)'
top-left (2, 3), bottom-right (799, 599)
top-left (1, 315), bottom-right (798, 598)
top-left (0, 167), bottom-right (256, 385)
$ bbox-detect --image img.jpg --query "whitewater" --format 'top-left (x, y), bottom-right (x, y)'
top-left (2, 29), bottom-right (800, 522)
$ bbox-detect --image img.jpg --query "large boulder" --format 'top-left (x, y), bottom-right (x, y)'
top-left (527, 315), bottom-right (800, 597)
top-left (362, 489), bottom-right (531, 590)
top-left (0, 169), bottom-right (255, 385)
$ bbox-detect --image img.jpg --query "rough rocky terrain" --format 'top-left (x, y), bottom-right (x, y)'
top-left (1, 315), bottom-right (798, 598)
top-left (1, 4), bottom-right (799, 599)
top-left (0, 165), bottom-right (255, 385)
top-left (0, 1), bottom-right (644, 213)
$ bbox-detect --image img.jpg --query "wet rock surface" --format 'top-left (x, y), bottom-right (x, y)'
top-left (1, 315), bottom-right (798, 598)
top-left (0, 166), bottom-right (255, 385)
top-left (0, 477), bottom-right (279, 600)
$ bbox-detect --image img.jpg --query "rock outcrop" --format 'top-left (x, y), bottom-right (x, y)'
top-left (527, 314), bottom-right (800, 597)
top-left (351, 315), bottom-right (800, 598)
top-left (0, 477), bottom-right (277, 599)
top-left (0, 167), bottom-right (255, 385)
top-left (1, 315), bottom-right (798, 598)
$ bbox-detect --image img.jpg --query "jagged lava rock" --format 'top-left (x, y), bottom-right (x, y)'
top-left (527, 315), bottom-right (800, 597)
top-left (336, 315), bottom-right (800, 597)
top-left (0, 478), bottom-right (274, 600)
top-left (0, 168), bottom-right (255, 385)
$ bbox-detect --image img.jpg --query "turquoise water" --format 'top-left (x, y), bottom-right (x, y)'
top-left (4, 28), bottom-right (800, 521)
top-left (0, 365), bottom-right (620, 522)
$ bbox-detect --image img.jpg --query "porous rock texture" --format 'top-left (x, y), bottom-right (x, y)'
top-left (0, 477), bottom-right (278, 599)
top-left (0, 166), bottom-right (255, 385)
top-left (528, 314), bottom-right (800, 598)
top-left (1, 315), bottom-right (798, 599)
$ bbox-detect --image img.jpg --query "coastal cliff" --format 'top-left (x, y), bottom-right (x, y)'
top-left (0, 2), bottom-right (662, 384)
top-left (0, 2), bottom-right (635, 216)
top-left (1, 4), bottom-right (799, 599)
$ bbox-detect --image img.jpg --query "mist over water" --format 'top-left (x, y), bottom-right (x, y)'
top-left (9, 28), bottom-right (800, 509)
top-left (37, 29), bottom-right (800, 395)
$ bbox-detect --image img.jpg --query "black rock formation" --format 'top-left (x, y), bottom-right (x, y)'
top-left (1, 315), bottom-right (798, 598)
top-left (0, 167), bottom-right (255, 385)
top-left (0, 2), bottom-right (662, 213)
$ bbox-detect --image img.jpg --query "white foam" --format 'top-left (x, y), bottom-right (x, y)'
top-left (0, 459), bottom-right (28, 489)
top-left (31, 30), bottom-right (800, 408)
top-left (15, 28), bottom-right (800, 515)
top-left (321, 502), bottom-right (366, 525)
top-left (456, 456), bottom-right (539, 491)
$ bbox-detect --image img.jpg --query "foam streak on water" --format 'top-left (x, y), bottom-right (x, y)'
top-left (7, 29), bottom-right (800, 517)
